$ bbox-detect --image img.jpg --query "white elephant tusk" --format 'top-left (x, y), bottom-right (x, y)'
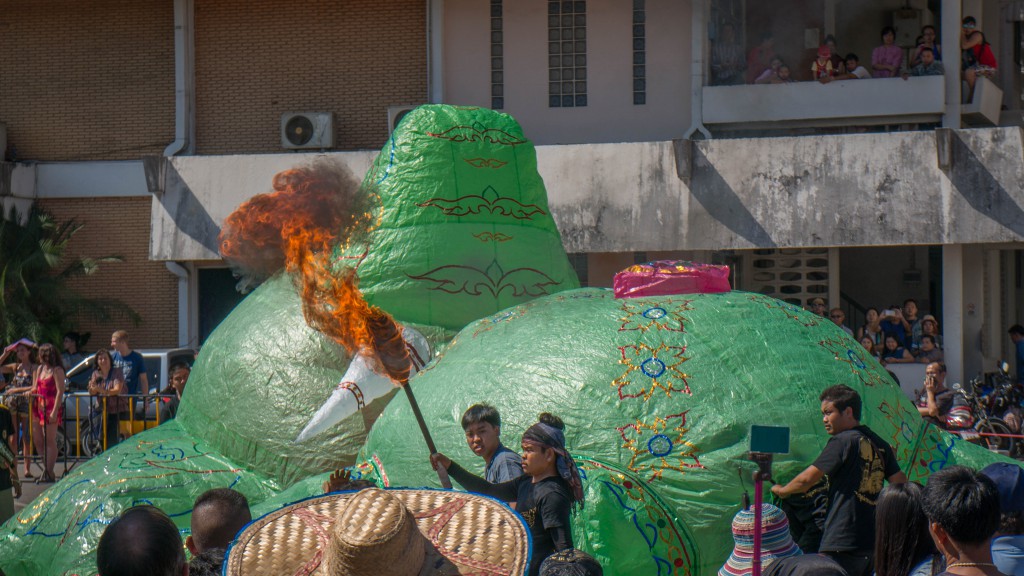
top-left (295, 326), bottom-right (430, 443)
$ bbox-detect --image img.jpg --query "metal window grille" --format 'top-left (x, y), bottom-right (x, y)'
top-left (548, 1), bottom-right (587, 107)
top-left (491, 0), bottom-right (504, 109)
top-left (633, 0), bottom-right (646, 105)
top-left (745, 248), bottom-right (830, 307)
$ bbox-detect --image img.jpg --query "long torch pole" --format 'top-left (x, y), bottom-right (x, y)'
top-left (401, 382), bottom-right (452, 489)
top-left (753, 470), bottom-right (763, 576)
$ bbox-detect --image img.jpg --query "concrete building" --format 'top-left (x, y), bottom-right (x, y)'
top-left (2, 0), bottom-right (1023, 386)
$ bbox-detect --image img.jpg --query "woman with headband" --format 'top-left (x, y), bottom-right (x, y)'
top-left (431, 412), bottom-right (586, 576)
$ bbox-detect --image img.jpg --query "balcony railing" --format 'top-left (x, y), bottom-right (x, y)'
top-left (703, 75), bottom-right (946, 130)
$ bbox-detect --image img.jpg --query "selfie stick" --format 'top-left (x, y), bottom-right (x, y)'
top-left (749, 452), bottom-right (774, 576)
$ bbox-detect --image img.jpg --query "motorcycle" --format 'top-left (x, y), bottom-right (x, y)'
top-left (946, 375), bottom-right (1017, 456)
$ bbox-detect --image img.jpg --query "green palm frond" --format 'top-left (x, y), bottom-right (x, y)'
top-left (0, 203), bottom-right (139, 345)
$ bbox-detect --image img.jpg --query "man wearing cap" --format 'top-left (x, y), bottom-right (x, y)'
top-left (771, 385), bottom-right (906, 576)
top-left (916, 314), bottom-right (943, 351)
top-left (981, 463), bottom-right (1024, 575)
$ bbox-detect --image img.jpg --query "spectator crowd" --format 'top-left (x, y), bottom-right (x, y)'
top-left (69, 389), bottom-right (1024, 576)
top-left (710, 18), bottom-right (996, 102)
top-left (809, 297), bottom-right (944, 367)
top-left (0, 330), bottom-right (190, 526)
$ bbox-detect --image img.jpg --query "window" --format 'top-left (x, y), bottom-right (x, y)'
top-left (548, 1), bottom-right (587, 107)
top-left (568, 253), bottom-right (590, 287)
top-left (633, 0), bottom-right (646, 105)
top-left (491, 0), bottom-right (504, 109)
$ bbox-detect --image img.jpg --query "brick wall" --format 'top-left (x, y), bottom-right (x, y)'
top-left (36, 197), bottom-right (179, 349)
top-left (0, 0), bottom-right (175, 162)
top-left (194, 0), bottom-right (428, 153)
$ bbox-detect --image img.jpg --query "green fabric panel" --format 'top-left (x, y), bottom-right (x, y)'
top-left (0, 104), bottom-right (582, 575)
top-left (0, 421), bottom-right (280, 576)
top-left (345, 104), bottom-right (580, 331)
top-left (175, 273), bottom-right (375, 485)
top-left (358, 288), bottom-right (1018, 576)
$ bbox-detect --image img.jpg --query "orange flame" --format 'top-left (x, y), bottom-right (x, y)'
top-left (219, 161), bottom-right (410, 384)
top-left (299, 266), bottom-right (412, 385)
top-left (218, 162), bottom-right (368, 291)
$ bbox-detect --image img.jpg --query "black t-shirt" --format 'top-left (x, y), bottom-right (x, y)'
top-left (448, 461), bottom-right (573, 576)
top-left (779, 478), bottom-right (828, 553)
top-left (812, 426), bottom-right (901, 552)
top-left (0, 405), bottom-right (13, 490)
top-left (764, 554), bottom-right (848, 576)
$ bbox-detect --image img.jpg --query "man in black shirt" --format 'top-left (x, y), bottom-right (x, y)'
top-left (771, 384), bottom-right (907, 576)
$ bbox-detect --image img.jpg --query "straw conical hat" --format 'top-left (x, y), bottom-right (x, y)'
top-left (224, 487), bottom-right (530, 575)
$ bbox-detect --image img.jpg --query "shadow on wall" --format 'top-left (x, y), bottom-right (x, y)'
top-left (950, 133), bottom-right (1024, 238)
top-left (159, 162), bottom-right (222, 256)
top-left (690, 145), bottom-right (777, 248)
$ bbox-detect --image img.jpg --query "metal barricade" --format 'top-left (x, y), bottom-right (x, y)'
top-left (11, 391), bottom-right (178, 479)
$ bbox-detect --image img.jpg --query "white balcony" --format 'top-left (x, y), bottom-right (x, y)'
top-left (703, 76), bottom-right (946, 130)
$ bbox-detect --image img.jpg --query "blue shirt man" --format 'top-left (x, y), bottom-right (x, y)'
top-left (486, 444), bottom-right (524, 484)
top-left (461, 403), bottom-right (523, 484)
top-left (111, 330), bottom-right (148, 396)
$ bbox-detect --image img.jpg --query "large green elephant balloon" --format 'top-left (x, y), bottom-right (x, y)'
top-left (0, 105), bottom-right (579, 575)
top-left (0, 104), bottom-right (1014, 576)
top-left (355, 284), bottom-right (1014, 576)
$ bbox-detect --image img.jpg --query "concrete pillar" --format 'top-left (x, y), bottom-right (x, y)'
top-left (941, 0), bottom-right (961, 126)
top-left (943, 245), bottom-right (965, 384)
top-left (428, 0), bottom-right (445, 103)
top-left (962, 245), bottom-right (989, 381)
top-left (828, 248), bottom-right (840, 314)
top-left (824, 0), bottom-right (839, 39)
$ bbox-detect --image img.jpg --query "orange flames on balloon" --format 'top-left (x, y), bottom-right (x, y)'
top-left (218, 161), bottom-right (411, 384)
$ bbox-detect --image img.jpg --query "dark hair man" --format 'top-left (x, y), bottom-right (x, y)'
top-left (916, 362), bottom-right (964, 429)
top-left (922, 466), bottom-right (1004, 576)
top-left (771, 385), bottom-right (907, 576)
top-left (159, 362), bottom-right (191, 422)
top-left (186, 488), bottom-right (252, 555)
top-left (462, 403), bottom-right (523, 484)
top-left (97, 505), bottom-right (187, 576)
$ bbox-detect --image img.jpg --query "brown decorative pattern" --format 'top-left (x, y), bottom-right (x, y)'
top-left (417, 186), bottom-right (545, 220)
top-left (464, 157), bottom-right (509, 169)
top-left (407, 259), bottom-right (558, 298)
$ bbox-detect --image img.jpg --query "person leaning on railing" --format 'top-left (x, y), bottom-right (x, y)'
top-left (87, 348), bottom-right (125, 450)
top-left (158, 362), bottom-right (190, 423)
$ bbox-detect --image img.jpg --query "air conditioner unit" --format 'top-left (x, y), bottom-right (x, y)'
top-left (387, 105), bottom-right (419, 133)
top-left (281, 112), bottom-right (335, 150)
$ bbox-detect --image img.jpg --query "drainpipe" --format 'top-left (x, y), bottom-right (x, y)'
top-left (165, 0), bottom-right (196, 156)
top-left (427, 0), bottom-right (444, 103)
top-left (165, 262), bottom-right (191, 347)
top-left (684, 0), bottom-right (711, 140)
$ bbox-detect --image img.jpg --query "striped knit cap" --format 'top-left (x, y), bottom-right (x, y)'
top-left (718, 503), bottom-right (802, 576)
